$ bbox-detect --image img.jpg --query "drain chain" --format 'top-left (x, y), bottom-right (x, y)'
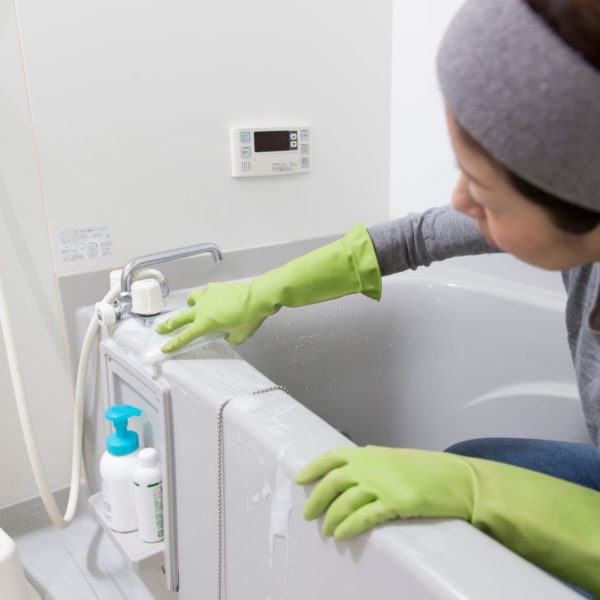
top-left (217, 384), bottom-right (288, 600)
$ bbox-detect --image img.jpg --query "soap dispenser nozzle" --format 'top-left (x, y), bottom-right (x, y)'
top-left (105, 404), bottom-right (142, 456)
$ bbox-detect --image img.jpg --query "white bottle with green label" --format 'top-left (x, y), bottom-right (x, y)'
top-left (100, 404), bottom-right (142, 533)
top-left (133, 448), bottom-right (164, 542)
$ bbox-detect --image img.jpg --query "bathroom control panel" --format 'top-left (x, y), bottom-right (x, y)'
top-left (230, 126), bottom-right (311, 177)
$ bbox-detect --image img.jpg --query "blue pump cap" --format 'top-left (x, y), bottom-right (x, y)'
top-left (105, 404), bottom-right (142, 456)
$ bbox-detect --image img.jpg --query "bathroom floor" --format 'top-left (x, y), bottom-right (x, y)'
top-left (13, 509), bottom-right (175, 600)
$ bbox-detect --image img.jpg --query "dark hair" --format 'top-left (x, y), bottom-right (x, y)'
top-left (526, 0), bottom-right (600, 70)
top-left (462, 0), bottom-right (600, 234)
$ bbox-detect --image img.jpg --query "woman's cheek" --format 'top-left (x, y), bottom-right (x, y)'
top-left (486, 219), bottom-right (520, 252)
top-left (476, 221), bottom-right (497, 248)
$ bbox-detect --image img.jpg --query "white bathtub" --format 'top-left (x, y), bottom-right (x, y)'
top-left (151, 258), bottom-right (585, 599)
top-left (70, 249), bottom-right (588, 599)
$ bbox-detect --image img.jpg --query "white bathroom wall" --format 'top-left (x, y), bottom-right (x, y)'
top-left (0, 1), bottom-right (74, 506)
top-left (390, 0), bottom-right (464, 216)
top-left (0, 1), bottom-right (394, 506)
top-left (16, 0), bottom-right (393, 274)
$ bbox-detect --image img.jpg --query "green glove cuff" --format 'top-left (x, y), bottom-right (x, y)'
top-left (341, 223), bottom-right (382, 301)
top-left (468, 457), bottom-right (600, 596)
top-left (252, 222), bottom-right (382, 309)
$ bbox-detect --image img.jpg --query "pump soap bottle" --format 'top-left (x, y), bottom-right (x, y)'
top-left (100, 404), bottom-right (142, 532)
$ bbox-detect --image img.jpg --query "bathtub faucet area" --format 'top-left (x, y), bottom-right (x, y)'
top-left (95, 242), bottom-right (224, 326)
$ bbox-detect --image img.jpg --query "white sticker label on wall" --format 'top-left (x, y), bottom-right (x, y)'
top-left (59, 226), bottom-right (114, 262)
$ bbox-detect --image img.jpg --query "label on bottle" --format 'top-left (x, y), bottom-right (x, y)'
top-left (134, 478), bottom-right (164, 540)
top-left (152, 482), bottom-right (164, 538)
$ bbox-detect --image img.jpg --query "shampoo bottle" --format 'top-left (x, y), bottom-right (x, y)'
top-left (100, 404), bottom-right (142, 532)
top-left (133, 448), bottom-right (164, 542)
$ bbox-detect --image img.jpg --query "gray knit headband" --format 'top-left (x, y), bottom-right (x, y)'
top-left (437, 0), bottom-right (600, 212)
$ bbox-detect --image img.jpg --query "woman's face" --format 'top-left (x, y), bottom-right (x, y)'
top-left (446, 110), bottom-right (600, 271)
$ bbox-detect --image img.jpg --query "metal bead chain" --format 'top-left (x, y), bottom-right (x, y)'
top-left (216, 397), bottom-right (231, 600)
top-left (217, 384), bottom-right (288, 600)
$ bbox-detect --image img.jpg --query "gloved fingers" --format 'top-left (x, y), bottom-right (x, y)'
top-left (333, 499), bottom-right (396, 541)
top-left (160, 324), bottom-right (206, 353)
top-left (322, 486), bottom-right (377, 536)
top-left (294, 450), bottom-right (349, 486)
top-left (155, 308), bottom-right (196, 335)
top-left (302, 469), bottom-right (356, 521)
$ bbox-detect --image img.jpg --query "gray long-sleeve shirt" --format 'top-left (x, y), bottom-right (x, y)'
top-left (368, 205), bottom-right (600, 448)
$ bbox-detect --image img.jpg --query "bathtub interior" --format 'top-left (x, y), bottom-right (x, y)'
top-left (236, 264), bottom-right (587, 451)
top-left (158, 340), bottom-right (574, 600)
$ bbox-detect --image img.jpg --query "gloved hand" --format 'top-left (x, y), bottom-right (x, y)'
top-left (156, 223), bottom-right (381, 352)
top-left (294, 445), bottom-right (600, 596)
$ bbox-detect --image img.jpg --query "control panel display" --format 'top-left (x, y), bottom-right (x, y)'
top-left (254, 130), bottom-right (292, 153)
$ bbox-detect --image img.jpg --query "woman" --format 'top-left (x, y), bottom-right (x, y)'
top-left (158, 0), bottom-right (600, 595)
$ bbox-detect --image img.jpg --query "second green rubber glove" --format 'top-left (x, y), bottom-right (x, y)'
top-left (156, 224), bottom-right (381, 352)
top-left (294, 446), bottom-right (600, 597)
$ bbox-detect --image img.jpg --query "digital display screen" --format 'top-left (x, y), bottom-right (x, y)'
top-left (254, 130), bottom-right (290, 152)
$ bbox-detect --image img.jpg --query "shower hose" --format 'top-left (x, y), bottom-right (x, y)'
top-left (0, 274), bottom-right (119, 529)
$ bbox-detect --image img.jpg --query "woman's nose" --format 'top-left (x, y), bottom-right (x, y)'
top-left (452, 174), bottom-right (484, 219)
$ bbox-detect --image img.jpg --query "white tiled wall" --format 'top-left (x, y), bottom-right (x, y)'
top-left (0, 0), bottom-right (394, 506)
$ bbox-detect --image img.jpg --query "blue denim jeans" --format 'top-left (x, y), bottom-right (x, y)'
top-left (446, 437), bottom-right (600, 599)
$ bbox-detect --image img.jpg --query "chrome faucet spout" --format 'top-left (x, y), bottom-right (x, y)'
top-left (120, 242), bottom-right (224, 293)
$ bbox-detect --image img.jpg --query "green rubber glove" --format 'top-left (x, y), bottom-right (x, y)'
top-left (156, 223), bottom-right (381, 352)
top-left (294, 446), bottom-right (600, 596)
